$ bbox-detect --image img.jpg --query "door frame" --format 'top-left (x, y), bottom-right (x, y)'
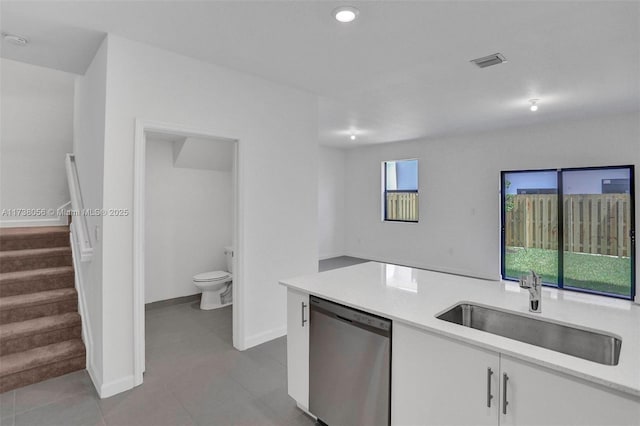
top-left (133, 119), bottom-right (244, 386)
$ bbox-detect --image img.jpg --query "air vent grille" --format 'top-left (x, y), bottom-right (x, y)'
top-left (470, 53), bottom-right (507, 68)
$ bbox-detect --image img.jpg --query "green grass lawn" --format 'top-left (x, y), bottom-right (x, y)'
top-left (505, 247), bottom-right (631, 297)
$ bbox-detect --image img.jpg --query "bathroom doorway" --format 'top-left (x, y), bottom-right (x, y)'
top-left (132, 120), bottom-right (242, 386)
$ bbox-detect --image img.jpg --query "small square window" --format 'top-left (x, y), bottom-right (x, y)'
top-left (383, 159), bottom-right (418, 222)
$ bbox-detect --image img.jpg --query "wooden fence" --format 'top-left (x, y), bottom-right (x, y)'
top-left (386, 192), bottom-right (419, 222)
top-left (505, 194), bottom-right (632, 257)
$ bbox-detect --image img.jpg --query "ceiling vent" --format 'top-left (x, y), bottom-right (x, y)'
top-left (470, 53), bottom-right (507, 68)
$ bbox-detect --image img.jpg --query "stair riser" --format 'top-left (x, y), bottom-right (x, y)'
top-left (0, 354), bottom-right (85, 393)
top-left (1, 325), bottom-right (81, 356)
top-left (0, 253), bottom-right (72, 273)
top-left (0, 235), bottom-right (70, 252)
top-left (0, 273), bottom-right (75, 297)
top-left (0, 299), bottom-right (78, 325)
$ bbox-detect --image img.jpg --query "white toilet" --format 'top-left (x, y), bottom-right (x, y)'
top-left (193, 246), bottom-right (233, 310)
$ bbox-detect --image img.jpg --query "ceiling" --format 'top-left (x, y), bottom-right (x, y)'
top-left (1, 1), bottom-right (638, 147)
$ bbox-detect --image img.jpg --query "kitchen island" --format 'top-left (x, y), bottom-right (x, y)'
top-left (280, 261), bottom-right (640, 425)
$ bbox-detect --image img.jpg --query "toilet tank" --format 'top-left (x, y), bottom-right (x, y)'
top-left (224, 246), bottom-right (233, 273)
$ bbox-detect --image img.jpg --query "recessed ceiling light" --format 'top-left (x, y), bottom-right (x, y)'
top-left (350, 134), bottom-right (356, 141)
top-left (2, 32), bottom-right (29, 47)
top-left (529, 99), bottom-right (539, 112)
top-left (333, 6), bottom-right (359, 23)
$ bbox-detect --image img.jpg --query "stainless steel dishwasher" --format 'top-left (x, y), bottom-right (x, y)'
top-left (309, 296), bottom-right (391, 426)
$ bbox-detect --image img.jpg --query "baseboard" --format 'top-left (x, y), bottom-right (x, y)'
top-left (99, 375), bottom-right (135, 399)
top-left (69, 230), bottom-right (94, 377)
top-left (86, 360), bottom-right (103, 398)
top-left (145, 293), bottom-right (201, 310)
top-left (0, 217), bottom-right (68, 228)
top-left (243, 325), bottom-right (287, 350)
top-left (69, 225), bottom-right (103, 399)
top-left (296, 402), bottom-right (317, 420)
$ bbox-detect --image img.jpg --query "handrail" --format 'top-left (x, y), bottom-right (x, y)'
top-left (65, 153), bottom-right (93, 262)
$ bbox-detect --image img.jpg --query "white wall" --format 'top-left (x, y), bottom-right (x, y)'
top-left (344, 112), bottom-right (640, 284)
top-left (145, 139), bottom-right (232, 304)
top-left (0, 59), bottom-right (74, 225)
top-left (173, 137), bottom-right (234, 171)
top-left (87, 35), bottom-right (317, 392)
top-left (318, 146), bottom-right (346, 259)
top-left (72, 38), bottom-right (109, 388)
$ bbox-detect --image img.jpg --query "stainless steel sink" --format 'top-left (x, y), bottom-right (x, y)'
top-left (436, 303), bottom-right (622, 366)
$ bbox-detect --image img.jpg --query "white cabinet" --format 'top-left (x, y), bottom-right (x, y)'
top-left (392, 322), bottom-right (500, 426)
top-left (500, 356), bottom-right (640, 426)
top-left (392, 323), bottom-right (640, 426)
top-left (286, 288), bottom-right (309, 410)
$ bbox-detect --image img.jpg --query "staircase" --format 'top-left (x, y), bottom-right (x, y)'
top-left (0, 226), bottom-right (85, 393)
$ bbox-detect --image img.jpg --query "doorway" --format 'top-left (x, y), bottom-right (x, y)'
top-left (133, 120), bottom-right (243, 386)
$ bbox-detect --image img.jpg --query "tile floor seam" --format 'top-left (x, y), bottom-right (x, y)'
top-left (95, 393), bottom-right (108, 422)
top-left (12, 394), bottom-right (105, 426)
top-left (1, 390), bottom-right (16, 421)
top-left (219, 367), bottom-right (258, 401)
top-left (260, 348), bottom-right (286, 368)
top-left (166, 386), bottom-right (197, 425)
top-left (92, 398), bottom-right (107, 426)
top-left (12, 385), bottom-right (95, 417)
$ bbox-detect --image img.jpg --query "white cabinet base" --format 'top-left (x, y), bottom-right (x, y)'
top-left (392, 323), bottom-right (500, 426)
top-left (392, 323), bottom-right (640, 426)
top-left (500, 355), bottom-right (640, 426)
top-left (286, 289), bottom-right (309, 410)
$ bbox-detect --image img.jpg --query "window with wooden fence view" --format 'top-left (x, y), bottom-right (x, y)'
top-left (502, 167), bottom-right (635, 300)
top-left (384, 159), bottom-right (418, 222)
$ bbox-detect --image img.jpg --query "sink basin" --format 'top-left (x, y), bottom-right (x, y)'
top-left (436, 303), bottom-right (621, 366)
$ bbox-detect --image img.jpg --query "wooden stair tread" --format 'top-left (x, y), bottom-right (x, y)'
top-left (0, 226), bottom-right (69, 238)
top-left (0, 340), bottom-right (85, 377)
top-left (0, 266), bottom-right (74, 283)
top-left (0, 313), bottom-right (81, 340)
top-left (0, 288), bottom-right (77, 310)
top-left (0, 247), bottom-right (71, 259)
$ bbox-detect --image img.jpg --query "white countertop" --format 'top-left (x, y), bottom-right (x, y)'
top-left (279, 262), bottom-right (640, 398)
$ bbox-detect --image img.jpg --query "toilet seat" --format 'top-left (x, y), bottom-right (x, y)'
top-left (193, 270), bottom-right (231, 282)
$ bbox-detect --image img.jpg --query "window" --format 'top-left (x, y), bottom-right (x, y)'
top-left (384, 159), bottom-right (418, 222)
top-left (501, 166), bottom-right (635, 300)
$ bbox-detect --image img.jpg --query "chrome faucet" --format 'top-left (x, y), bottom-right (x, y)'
top-left (519, 270), bottom-right (542, 313)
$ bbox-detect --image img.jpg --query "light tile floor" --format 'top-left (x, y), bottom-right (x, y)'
top-left (0, 257), bottom-right (370, 426)
top-left (0, 302), bottom-right (316, 426)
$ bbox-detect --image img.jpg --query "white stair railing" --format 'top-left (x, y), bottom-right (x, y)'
top-left (65, 154), bottom-right (93, 262)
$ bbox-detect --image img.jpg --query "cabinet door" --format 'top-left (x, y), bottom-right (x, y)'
top-left (392, 323), bottom-right (500, 426)
top-left (286, 288), bottom-right (309, 410)
top-left (500, 356), bottom-right (640, 426)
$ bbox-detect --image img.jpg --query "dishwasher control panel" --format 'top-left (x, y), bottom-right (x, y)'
top-left (310, 296), bottom-right (392, 332)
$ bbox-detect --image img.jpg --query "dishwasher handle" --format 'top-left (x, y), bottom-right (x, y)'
top-left (310, 296), bottom-right (391, 335)
top-left (335, 314), bottom-right (353, 324)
